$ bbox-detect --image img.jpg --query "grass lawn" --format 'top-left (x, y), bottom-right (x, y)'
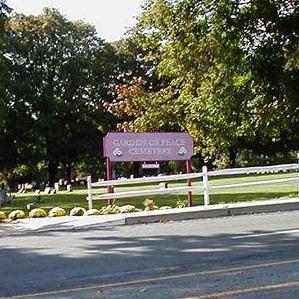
top-left (1, 172), bottom-right (298, 215)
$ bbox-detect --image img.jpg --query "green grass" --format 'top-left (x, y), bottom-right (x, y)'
top-left (1, 172), bottom-right (298, 215)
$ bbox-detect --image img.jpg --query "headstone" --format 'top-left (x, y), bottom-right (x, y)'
top-left (59, 179), bottom-right (64, 186)
top-left (50, 189), bottom-right (56, 195)
top-left (66, 184), bottom-right (72, 192)
top-left (130, 174), bottom-right (134, 179)
top-left (34, 189), bottom-right (40, 194)
top-left (159, 182), bottom-right (168, 189)
top-left (54, 183), bottom-right (59, 192)
top-left (25, 183), bottom-right (33, 191)
top-left (44, 187), bottom-right (51, 194)
top-left (26, 203), bottom-right (35, 210)
top-left (0, 190), bottom-right (9, 206)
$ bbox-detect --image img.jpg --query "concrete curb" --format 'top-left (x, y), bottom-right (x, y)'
top-left (125, 197), bottom-right (299, 225)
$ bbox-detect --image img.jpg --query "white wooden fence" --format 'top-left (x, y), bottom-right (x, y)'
top-left (86, 163), bottom-right (299, 210)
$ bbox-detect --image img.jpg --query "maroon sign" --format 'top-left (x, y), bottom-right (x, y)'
top-left (103, 132), bottom-right (194, 162)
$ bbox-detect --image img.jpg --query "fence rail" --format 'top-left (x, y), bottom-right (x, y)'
top-left (86, 162), bottom-right (299, 210)
top-left (91, 172), bottom-right (202, 187)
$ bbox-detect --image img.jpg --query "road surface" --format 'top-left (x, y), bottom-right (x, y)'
top-left (2, 211), bottom-right (299, 298)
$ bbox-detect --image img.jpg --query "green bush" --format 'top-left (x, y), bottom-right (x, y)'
top-left (70, 207), bottom-right (86, 216)
top-left (29, 208), bottom-right (47, 218)
top-left (48, 207), bottom-right (67, 217)
top-left (84, 208), bottom-right (101, 216)
top-left (119, 205), bottom-right (141, 213)
top-left (8, 210), bottom-right (26, 221)
top-left (0, 211), bottom-right (6, 222)
top-left (100, 205), bottom-right (120, 215)
top-left (143, 199), bottom-right (158, 211)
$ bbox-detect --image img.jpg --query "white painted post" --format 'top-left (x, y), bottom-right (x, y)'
top-left (87, 176), bottom-right (93, 210)
top-left (202, 166), bottom-right (209, 206)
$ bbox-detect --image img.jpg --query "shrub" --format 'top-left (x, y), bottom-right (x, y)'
top-left (0, 211), bottom-right (6, 222)
top-left (8, 210), bottom-right (26, 221)
top-left (70, 207), bottom-right (86, 216)
top-left (84, 209), bottom-right (101, 216)
top-left (100, 205), bottom-right (120, 215)
top-left (119, 205), bottom-right (141, 213)
top-left (29, 208), bottom-right (47, 218)
top-left (176, 198), bottom-right (187, 208)
top-left (48, 207), bottom-right (67, 217)
top-left (143, 199), bottom-right (158, 211)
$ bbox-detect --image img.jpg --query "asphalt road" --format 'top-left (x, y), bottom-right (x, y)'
top-left (2, 211), bottom-right (299, 298)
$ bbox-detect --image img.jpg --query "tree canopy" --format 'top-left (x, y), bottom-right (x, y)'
top-left (112, 0), bottom-right (299, 166)
top-left (0, 1), bottom-right (298, 187)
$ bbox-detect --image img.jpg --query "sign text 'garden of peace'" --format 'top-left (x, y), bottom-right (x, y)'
top-left (103, 132), bottom-right (194, 162)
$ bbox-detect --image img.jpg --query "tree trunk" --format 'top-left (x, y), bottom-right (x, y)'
top-left (48, 160), bottom-right (58, 187)
top-left (65, 163), bottom-right (72, 182)
top-left (228, 151), bottom-right (237, 168)
top-left (133, 162), bottom-right (140, 178)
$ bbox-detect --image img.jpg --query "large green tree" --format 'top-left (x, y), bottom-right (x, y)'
top-left (113, 0), bottom-right (299, 167)
top-left (0, 0), bottom-right (15, 181)
top-left (7, 8), bottom-right (116, 185)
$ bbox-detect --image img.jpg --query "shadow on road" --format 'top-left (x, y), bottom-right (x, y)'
top-left (1, 216), bottom-right (299, 297)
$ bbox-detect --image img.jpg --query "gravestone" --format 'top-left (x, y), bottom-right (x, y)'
top-left (159, 182), bottom-right (168, 189)
top-left (54, 183), bottom-right (59, 192)
top-left (26, 203), bottom-right (35, 210)
top-left (0, 190), bottom-right (9, 206)
top-left (50, 189), bottom-right (56, 195)
top-left (59, 179), bottom-right (64, 186)
top-left (44, 187), bottom-right (51, 194)
top-left (66, 184), bottom-right (72, 192)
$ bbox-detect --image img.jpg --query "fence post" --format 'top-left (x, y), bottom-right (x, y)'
top-left (87, 176), bottom-right (93, 210)
top-left (202, 166), bottom-right (209, 206)
top-left (186, 159), bottom-right (193, 207)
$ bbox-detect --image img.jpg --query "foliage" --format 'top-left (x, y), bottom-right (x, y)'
top-left (0, 210), bottom-right (5, 221)
top-left (29, 208), bottom-right (47, 218)
top-left (176, 198), bottom-right (187, 208)
top-left (111, 0), bottom-right (299, 167)
top-left (84, 208), bottom-right (101, 216)
top-left (5, 8), bottom-right (117, 185)
top-left (70, 206), bottom-right (86, 216)
top-left (119, 204), bottom-right (141, 213)
top-left (100, 204), bottom-right (120, 214)
top-left (143, 198), bottom-right (158, 210)
top-left (8, 209), bottom-right (25, 220)
top-left (48, 207), bottom-right (66, 217)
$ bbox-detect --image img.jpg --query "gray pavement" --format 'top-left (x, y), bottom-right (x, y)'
top-left (2, 210), bottom-right (299, 298)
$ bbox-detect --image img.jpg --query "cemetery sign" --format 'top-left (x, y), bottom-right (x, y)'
top-left (103, 132), bottom-right (194, 162)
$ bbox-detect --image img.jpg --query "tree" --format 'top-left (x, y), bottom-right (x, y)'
top-left (112, 0), bottom-right (299, 167)
top-left (0, 0), bottom-right (15, 183)
top-left (6, 8), bottom-right (116, 185)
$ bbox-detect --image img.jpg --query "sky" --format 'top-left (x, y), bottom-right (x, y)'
top-left (7, 0), bottom-right (144, 42)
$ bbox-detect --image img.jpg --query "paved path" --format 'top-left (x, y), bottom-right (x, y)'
top-left (2, 210), bottom-right (299, 298)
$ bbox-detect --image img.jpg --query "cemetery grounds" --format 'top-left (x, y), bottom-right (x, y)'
top-left (1, 171), bottom-right (298, 216)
